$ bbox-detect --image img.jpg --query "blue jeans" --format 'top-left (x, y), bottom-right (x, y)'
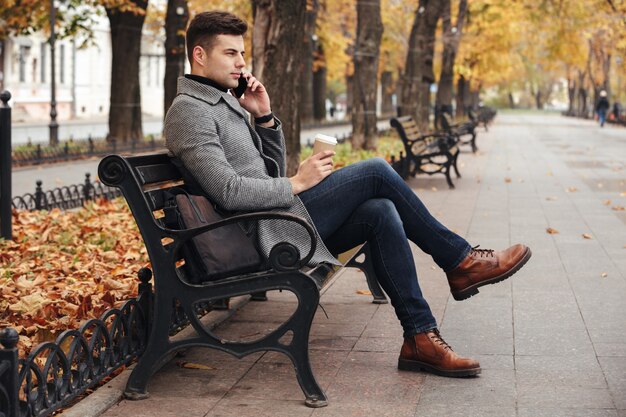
top-left (299, 158), bottom-right (472, 337)
top-left (598, 110), bottom-right (607, 126)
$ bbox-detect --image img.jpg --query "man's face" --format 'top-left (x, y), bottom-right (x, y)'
top-left (194, 34), bottom-right (245, 89)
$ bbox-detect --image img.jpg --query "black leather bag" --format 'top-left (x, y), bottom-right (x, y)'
top-left (164, 189), bottom-right (263, 283)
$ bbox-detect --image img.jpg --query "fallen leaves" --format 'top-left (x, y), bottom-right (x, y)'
top-left (612, 206), bottom-right (625, 211)
top-left (566, 187), bottom-right (579, 193)
top-left (546, 227), bottom-right (560, 234)
top-left (601, 272), bottom-right (608, 278)
top-left (504, 177), bottom-right (512, 183)
top-left (0, 198), bottom-right (149, 357)
top-left (356, 290), bottom-right (372, 296)
top-left (582, 233), bottom-right (593, 240)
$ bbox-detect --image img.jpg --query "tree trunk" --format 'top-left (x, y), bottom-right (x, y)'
top-left (312, 44), bottom-right (327, 121)
top-left (577, 69), bottom-right (588, 117)
top-left (351, 0), bottom-right (383, 150)
top-left (435, 0), bottom-right (467, 128)
top-left (164, 0), bottom-right (189, 119)
top-left (400, 0), bottom-right (444, 130)
top-left (469, 81), bottom-right (480, 110)
top-left (567, 77), bottom-right (576, 115)
top-left (346, 74), bottom-right (353, 118)
top-left (105, 0), bottom-right (148, 144)
top-left (380, 70), bottom-right (394, 116)
top-left (535, 90), bottom-right (543, 109)
top-left (508, 92), bottom-right (516, 109)
top-left (455, 74), bottom-right (466, 117)
top-left (300, 0), bottom-right (318, 125)
top-left (252, 0), bottom-right (307, 176)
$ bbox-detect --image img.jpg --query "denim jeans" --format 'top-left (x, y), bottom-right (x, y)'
top-left (598, 110), bottom-right (607, 127)
top-left (299, 158), bottom-right (472, 337)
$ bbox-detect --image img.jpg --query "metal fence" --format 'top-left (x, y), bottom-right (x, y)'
top-left (11, 173), bottom-right (122, 212)
top-left (12, 136), bottom-right (166, 167)
top-left (0, 268), bottom-right (153, 417)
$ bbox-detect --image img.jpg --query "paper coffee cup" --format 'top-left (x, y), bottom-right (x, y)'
top-left (312, 134), bottom-right (337, 155)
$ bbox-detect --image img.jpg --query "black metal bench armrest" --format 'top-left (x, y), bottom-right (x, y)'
top-left (161, 211), bottom-right (318, 269)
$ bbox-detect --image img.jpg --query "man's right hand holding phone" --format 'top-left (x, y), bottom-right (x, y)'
top-left (233, 73), bottom-right (274, 127)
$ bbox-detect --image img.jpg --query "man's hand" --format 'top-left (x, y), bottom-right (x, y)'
top-left (289, 151), bottom-right (335, 194)
top-left (237, 73), bottom-right (272, 123)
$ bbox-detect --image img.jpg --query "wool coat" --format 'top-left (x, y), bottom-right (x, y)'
top-left (164, 76), bottom-right (337, 266)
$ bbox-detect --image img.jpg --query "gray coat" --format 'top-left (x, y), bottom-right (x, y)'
top-left (164, 76), bottom-right (337, 266)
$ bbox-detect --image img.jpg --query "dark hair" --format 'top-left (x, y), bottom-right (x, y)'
top-left (186, 11), bottom-right (248, 64)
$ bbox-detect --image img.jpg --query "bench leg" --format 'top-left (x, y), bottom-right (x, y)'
top-left (452, 151), bottom-right (461, 178)
top-left (471, 133), bottom-right (478, 153)
top-left (346, 244), bottom-right (387, 304)
top-left (279, 279), bottom-right (328, 407)
top-left (125, 304), bottom-right (175, 400)
top-left (444, 162), bottom-right (455, 189)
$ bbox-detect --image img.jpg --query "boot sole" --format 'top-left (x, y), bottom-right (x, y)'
top-left (452, 247), bottom-right (533, 301)
top-left (398, 357), bottom-right (481, 377)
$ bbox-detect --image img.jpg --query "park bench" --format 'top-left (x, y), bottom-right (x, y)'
top-left (390, 116), bottom-right (461, 188)
top-left (440, 113), bottom-right (478, 153)
top-left (97, 152), bottom-right (386, 408)
top-left (472, 107), bottom-right (497, 130)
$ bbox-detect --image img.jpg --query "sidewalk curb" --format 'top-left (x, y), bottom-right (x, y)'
top-left (59, 295), bottom-right (250, 417)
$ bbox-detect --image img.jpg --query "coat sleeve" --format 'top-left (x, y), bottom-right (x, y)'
top-left (255, 118), bottom-right (288, 177)
top-left (164, 102), bottom-right (296, 211)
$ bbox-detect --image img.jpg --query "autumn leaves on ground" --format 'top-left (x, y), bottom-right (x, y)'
top-left (0, 199), bottom-right (149, 356)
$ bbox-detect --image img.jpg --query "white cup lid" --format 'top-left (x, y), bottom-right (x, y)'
top-left (314, 133), bottom-right (337, 145)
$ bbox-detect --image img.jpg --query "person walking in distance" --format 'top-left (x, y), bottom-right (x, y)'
top-left (596, 90), bottom-right (610, 127)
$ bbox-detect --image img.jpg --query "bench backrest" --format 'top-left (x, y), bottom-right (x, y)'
top-left (98, 153), bottom-right (192, 277)
top-left (390, 116), bottom-right (428, 154)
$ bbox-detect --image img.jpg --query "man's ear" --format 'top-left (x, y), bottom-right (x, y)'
top-left (192, 45), bottom-right (205, 67)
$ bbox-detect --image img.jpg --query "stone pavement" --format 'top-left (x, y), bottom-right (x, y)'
top-left (80, 112), bottom-right (625, 417)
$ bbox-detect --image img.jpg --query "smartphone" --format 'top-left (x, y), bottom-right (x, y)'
top-left (232, 73), bottom-right (247, 98)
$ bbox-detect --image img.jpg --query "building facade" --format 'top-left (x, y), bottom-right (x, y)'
top-left (0, 15), bottom-right (167, 123)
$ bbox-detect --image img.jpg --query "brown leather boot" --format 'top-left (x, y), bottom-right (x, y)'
top-left (446, 244), bottom-right (532, 301)
top-left (398, 330), bottom-right (480, 377)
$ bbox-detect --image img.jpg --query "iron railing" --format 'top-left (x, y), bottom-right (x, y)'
top-left (0, 268), bottom-right (152, 417)
top-left (12, 137), bottom-right (165, 167)
top-left (11, 174), bottom-right (122, 212)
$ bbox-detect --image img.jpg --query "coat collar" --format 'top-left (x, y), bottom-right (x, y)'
top-left (176, 76), bottom-right (247, 119)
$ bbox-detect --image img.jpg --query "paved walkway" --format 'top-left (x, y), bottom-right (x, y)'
top-left (76, 112), bottom-right (625, 417)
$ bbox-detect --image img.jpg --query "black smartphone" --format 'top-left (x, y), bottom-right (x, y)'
top-left (232, 73), bottom-right (247, 98)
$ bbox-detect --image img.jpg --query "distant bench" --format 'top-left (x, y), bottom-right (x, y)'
top-left (390, 116), bottom-right (461, 188)
top-left (441, 113), bottom-right (478, 153)
top-left (98, 152), bottom-right (386, 408)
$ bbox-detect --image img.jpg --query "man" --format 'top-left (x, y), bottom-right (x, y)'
top-left (596, 90), bottom-right (610, 127)
top-left (165, 11), bottom-right (531, 378)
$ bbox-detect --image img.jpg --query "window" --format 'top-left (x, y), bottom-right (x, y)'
top-left (19, 46), bottom-right (30, 82)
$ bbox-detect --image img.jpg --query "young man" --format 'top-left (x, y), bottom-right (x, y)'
top-left (164, 11), bottom-right (531, 378)
top-left (596, 90), bottom-right (610, 127)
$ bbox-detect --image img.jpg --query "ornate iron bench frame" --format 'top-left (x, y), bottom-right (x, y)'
top-left (97, 152), bottom-right (385, 408)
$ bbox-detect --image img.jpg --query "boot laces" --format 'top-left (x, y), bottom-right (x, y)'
top-left (430, 329), bottom-right (453, 351)
top-left (470, 245), bottom-right (495, 258)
